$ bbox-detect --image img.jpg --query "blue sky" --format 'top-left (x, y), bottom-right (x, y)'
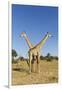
top-left (12, 4), bottom-right (58, 57)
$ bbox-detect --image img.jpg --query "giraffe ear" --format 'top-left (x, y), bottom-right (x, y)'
top-left (46, 32), bottom-right (52, 37)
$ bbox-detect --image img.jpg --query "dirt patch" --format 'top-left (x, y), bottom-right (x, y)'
top-left (12, 60), bottom-right (58, 85)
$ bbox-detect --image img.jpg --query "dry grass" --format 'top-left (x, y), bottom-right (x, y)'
top-left (12, 60), bottom-right (58, 85)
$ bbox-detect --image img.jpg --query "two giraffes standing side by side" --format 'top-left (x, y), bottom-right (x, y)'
top-left (20, 32), bottom-right (52, 73)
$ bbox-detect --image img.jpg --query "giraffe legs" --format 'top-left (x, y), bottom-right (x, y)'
top-left (31, 53), bottom-right (40, 73)
top-left (31, 55), bottom-right (36, 72)
top-left (37, 52), bottom-right (40, 73)
top-left (29, 52), bottom-right (32, 73)
top-left (29, 52), bottom-right (40, 73)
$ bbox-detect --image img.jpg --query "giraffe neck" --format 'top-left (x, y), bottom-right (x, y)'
top-left (34, 33), bottom-right (50, 50)
top-left (23, 34), bottom-right (33, 49)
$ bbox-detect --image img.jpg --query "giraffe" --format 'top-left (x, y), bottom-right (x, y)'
top-left (28, 32), bottom-right (52, 73)
top-left (20, 32), bottom-right (34, 68)
top-left (20, 32), bottom-right (52, 73)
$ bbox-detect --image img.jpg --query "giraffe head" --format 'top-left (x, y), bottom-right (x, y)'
top-left (47, 32), bottom-right (52, 37)
top-left (20, 32), bottom-right (26, 37)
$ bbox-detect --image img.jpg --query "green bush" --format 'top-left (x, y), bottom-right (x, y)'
top-left (12, 59), bottom-right (18, 64)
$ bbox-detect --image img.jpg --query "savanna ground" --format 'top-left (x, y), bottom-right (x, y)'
top-left (12, 59), bottom-right (58, 85)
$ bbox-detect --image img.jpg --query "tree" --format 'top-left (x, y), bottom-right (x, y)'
top-left (12, 49), bottom-right (18, 57)
top-left (46, 53), bottom-right (50, 57)
top-left (54, 56), bottom-right (58, 60)
top-left (19, 56), bottom-right (24, 61)
top-left (40, 55), bottom-right (44, 60)
top-left (46, 53), bottom-right (52, 61)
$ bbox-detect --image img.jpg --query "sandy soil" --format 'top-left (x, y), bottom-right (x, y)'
top-left (12, 60), bottom-right (58, 85)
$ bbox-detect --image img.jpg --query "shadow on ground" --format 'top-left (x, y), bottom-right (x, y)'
top-left (13, 68), bottom-right (29, 73)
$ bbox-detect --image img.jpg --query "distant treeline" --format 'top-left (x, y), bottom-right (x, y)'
top-left (18, 54), bottom-right (58, 61)
top-left (40, 55), bottom-right (58, 61)
top-left (40, 53), bottom-right (58, 61)
top-left (12, 49), bottom-right (58, 63)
